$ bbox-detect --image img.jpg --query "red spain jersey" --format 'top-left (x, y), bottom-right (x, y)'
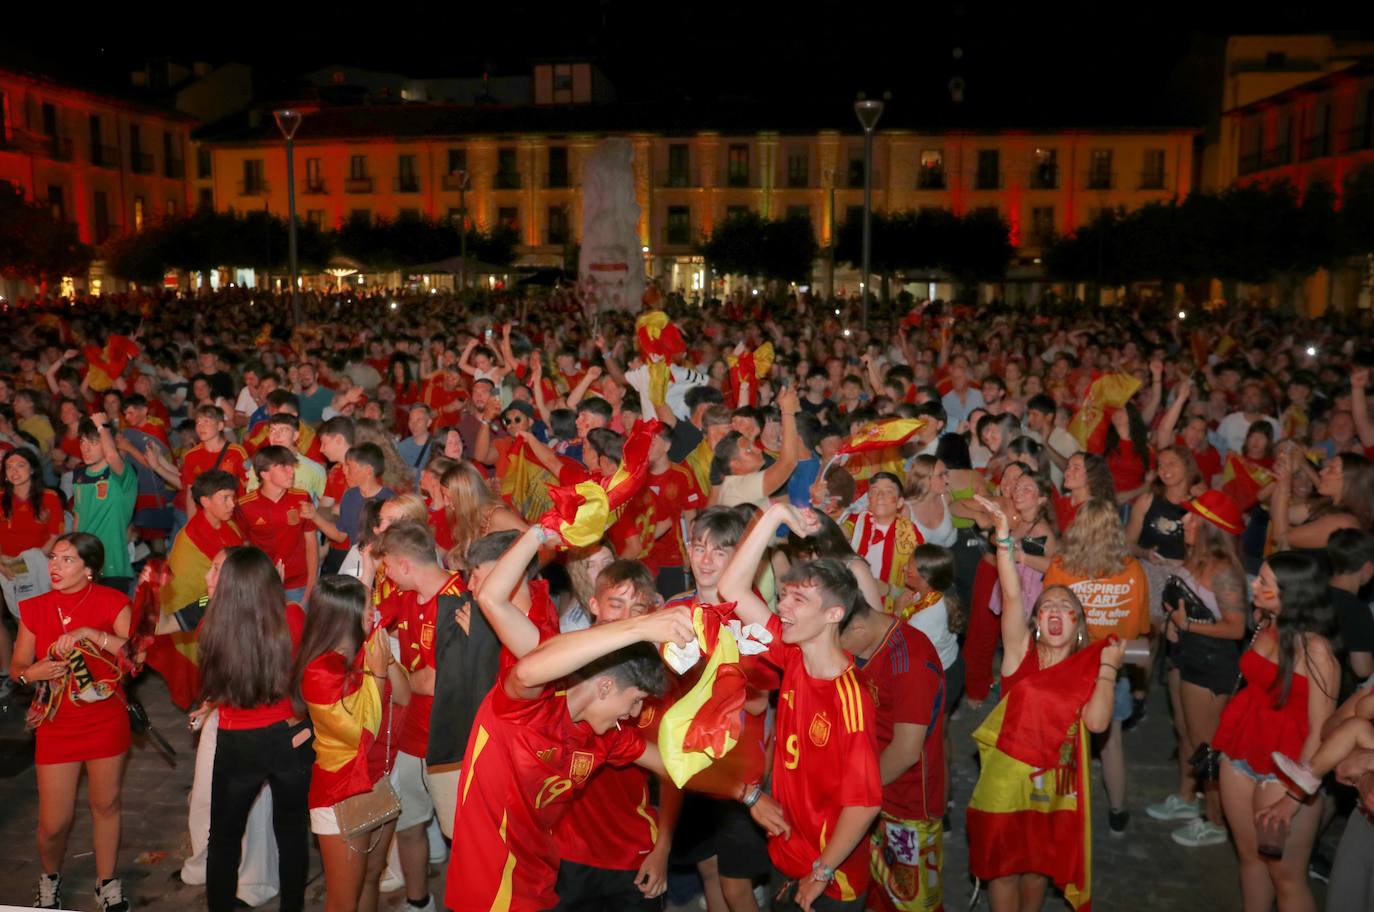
top-left (391, 572), bottom-right (465, 756)
top-left (446, 674), bottom-right (645, 912)
top-left (323, 463), bottom-right (349, 553)
top-left (554, 693), bottom-right (668, 870)
top-left (856, 620), bottom-right (946, 820)
top-left (177, 441), bottom-right (248, 511)
top-left (644, 464), bottom-right (706, 571)
top-left (761, 614), bottom-right (882, 902)
top-left (235, 488), bottom-right (316, 589)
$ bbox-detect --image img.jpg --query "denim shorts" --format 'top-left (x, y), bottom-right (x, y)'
top-left (1221, 753), bottom-right (1279, 783)
top-left (1112, 677), bottom-right (1133, 722)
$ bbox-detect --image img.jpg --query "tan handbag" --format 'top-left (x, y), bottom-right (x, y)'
top-left (332, 690), bottom-right (401, 846)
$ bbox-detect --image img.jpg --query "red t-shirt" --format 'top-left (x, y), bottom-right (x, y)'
top-left (0, 489), bottom-right (63, 555)
top-left (178, 441), bottom-right (248, 511)
top-left (759, 614), bottom-right (882, 901)
top-left (1175, 437), bottom-right (1223, 481)
top-left (235, 488), bottom-right (317, 589)
top-left (1106, 440), bottom-right (1152, 494)
top-left (424, 378), bottom-right (467, 429)
top-left (428, 507), bottom-right (454, 552)
top-left (856, 620), bottom-right (946, 820)
top-left (644, 465), bottom-right (707, 571)
top-left (446, 672), bottom-right (646, 912)
top-left (218, 601), bottom-right (306, 730)
top-left (1052, 492), bottom-right (1082, 533)
top-left (323, 464), bottom-right (350, 553)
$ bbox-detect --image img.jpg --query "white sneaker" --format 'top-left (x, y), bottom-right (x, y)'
top-left (1271, 751), bottom-right (1321, 795)
top-left (1145, 793), bottom-right (1200, 821)
top-left (1171, 817), bottom-right (1228, 847)
top-left (34, 872), bottom-right (61, 909)
top-left (379, 869), bottom-right (404, 893)
top-left (95, 877), bottom-right (131, 912)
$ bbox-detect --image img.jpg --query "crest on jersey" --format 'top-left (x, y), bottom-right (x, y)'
top-left (809, 711), bottom-right (832, 747)
top-left (420, 623), bottom-right (435, 650)
top-left (569, 750), bottom-right (595, 784)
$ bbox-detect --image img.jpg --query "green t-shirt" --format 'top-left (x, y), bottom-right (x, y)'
top-left (73, 460), bottom-right (138, 579)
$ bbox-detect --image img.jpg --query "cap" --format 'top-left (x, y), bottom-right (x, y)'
top-left (1183, 489), bottom-right (1243, 536)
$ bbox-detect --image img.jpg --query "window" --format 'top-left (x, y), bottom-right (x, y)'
top-left (164, 132), bottom-right (182, 177)
top-left (785, 204), bottom-right (810, 224)
top-left (1269, 112), bottom-right (1293, 166)
top-left (1030, 206), bottom-right (1055, 244)
top-left (350, 155), bottom-right (367, 179)
top-left (197, 146), bottom-right (212, 179)
top-left (242, 159), bottom-right (265, 194)
top-left (88, 114), bottom-right (103, 164)
top-left (305, 157), bottom-right (323, 191)
top-left (786, 151), bottom-right (808, 188)
top-left (93, 190), bottom-right (110, 241)
top-left (1088, 150), bottom-right (1113, 189)
top-left (1030, 148), bottom-right (1058, 189)
top-left (727, 144), bottom-right (750, 187)
top-left (667, 144), bottom-right (690, 186)
top-left (666, 206), bottom-right (691, 245)
top-left (306, 210), bottom-right (325, 227)
top-left (41, 102), bottom-right (57, 137)
top-left (845, 204), bottom-right (864, 228)
top-left (129, 123), bottom-right (142, 153)
top-left (975, 150), bottom-right (999, 189)
top-left (547, 146), bottom-right (569, 188)
top-left (350, 209), bottom-right (371, 224)
top-left (1355, 90), bottom-right (1374, 151)
top-left (547, 205), bottom-right (569, 244)
top-left (198, 187), bottom-right (213, 210)
top-left (1140, 149), bottom-right (1166, 189)
top-left (47, 185), bottom-right (64, 220)
top-left (0, 90), bottom-right (9, 142)
top-left (1302, 106), bottom-right (1331, 159)
top-left (726, 205), bottom-right (750, 220)
top-left (552, 63), bottom-right (574, 102)
top-left (398, 207), bottom-right (421, 220)
top-left (847, 156), bottom-right (865, 188)
top-left (447, 148), bottom-right (467, 174)
top-left (496, 148), bottom-right (519, 189)
top-left (918, 149), bottom-right (945, 189)
top-left (397, 154), bottom-right (419, 192)
top-left (133, 196), bottom-right (145, 231)
top-left (498, 206), bottom-right (519, 229)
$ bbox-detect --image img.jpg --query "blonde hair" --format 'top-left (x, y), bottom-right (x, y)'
top-left (1057, 498), bottom-right (1131, 579)
top-left (382, 492), bottom-right (429, 525)
top-left (354, 417), bottom-right (416, 492)
top-left (442, 461), bottom-right (501, 570)
top-left (903, 455), bottom-right (939, 500)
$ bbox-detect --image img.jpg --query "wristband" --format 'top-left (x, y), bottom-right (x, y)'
top-left (741, 783), bottom-right (763, 808)
top-left (811, 859), bottom-right (835, 883)
top-left (994, 535), bottom-right (1014, 547)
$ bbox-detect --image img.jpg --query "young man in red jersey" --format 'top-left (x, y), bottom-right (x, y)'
top-left (644, 422), bottom-right (707, 599)
top-left (235, 446), bottom-right (318, 604)
top-left (474, 526), bottom-right (679, 910)
top-left (720, 502), bottom-right (882, 912)
top-left (839, 592), bottom-right (947, 912)
top-left (447, 564), bottom-right (695, 912)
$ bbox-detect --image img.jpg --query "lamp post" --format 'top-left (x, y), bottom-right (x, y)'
top-left (854, 98), bottom-right (884, 332)
top-left (454, 169), bottom-right (471, 293)
top-left (273, 109), bottom-right (303, 325)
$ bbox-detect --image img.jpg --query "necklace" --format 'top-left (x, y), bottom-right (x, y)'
top-left (57, 583), bottom-right (95, 629)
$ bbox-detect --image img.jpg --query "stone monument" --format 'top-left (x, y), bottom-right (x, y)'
top-left (579, 138), bottom-right (644, 313)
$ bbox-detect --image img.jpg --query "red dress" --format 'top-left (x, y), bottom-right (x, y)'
top-left (20, 584), bottom-right (132, 764)
top-left (1212, 648), bottom-right (1309, 776)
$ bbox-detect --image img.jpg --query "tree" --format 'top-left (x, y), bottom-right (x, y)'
top-left (0, 183), bottom-right (93, 284)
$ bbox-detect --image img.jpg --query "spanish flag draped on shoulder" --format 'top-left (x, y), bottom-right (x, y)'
top-left (966, 637), bottom-right (1114, 911)
top-left (1066, 373), bottom-right (1141, 453)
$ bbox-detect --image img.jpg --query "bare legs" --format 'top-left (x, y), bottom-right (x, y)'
top-left (35, 754), bottom-right (126, 880)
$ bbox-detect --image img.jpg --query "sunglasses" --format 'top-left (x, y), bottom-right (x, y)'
top-left (502, 414), bottom-right (525, 426)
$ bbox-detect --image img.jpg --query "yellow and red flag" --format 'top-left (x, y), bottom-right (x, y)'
top-left (726, 342), bottom-right (774, 408)
top-left (658, 602), bottom-right (748, 787)
top-left (635, 311), bottom-right (686, 407)
top-left (1221, 453), bottom-right (1275, 513)
top-left (301, 644), bottom-right (382, 802)
top-left (1066, 372), bottom-right (1141, 452)
top-left (538, 480), bottom-right (611, 547)
top-left (838, 418), bottom-right (925, 456)
top-left (966, 637), bottom-right (1113, 911)
top-left (82, 334), bottom-right (140, 392)
top-left (498, 438), bottom-right (558, 522)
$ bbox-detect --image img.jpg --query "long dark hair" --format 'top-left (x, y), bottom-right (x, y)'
top-left (1073, 452), bottom-right (1117, 502)
top-left (198, 546), bottom-right (294, 710)
top-left (291, 575), bottom-right (369, 716)
top-left (1104, 402), bottom-right (1150, 462)
top-left (1266, 550), bottom-right (1333, 708)
top-left (1, 447), bottom-right (48, 523)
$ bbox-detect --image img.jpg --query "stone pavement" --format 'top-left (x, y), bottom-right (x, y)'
top-left (0, 670), bottom-right (1345, 911)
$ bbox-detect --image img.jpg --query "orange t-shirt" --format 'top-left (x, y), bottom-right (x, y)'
top-left (1042, 555), bottom-right (1150, 641)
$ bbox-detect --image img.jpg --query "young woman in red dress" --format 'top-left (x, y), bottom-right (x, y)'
top-left (10, 532), bottom-right (133, 911)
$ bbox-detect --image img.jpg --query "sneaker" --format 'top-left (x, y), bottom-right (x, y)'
top-left (1108, 808), bottom-right (1130, 836)
top-left (96, 878), bottom-right (130, 912)
top-left (1271, 751), bottom-right (1322, 795)
top-left (1171, 817), bottom-right (1228, 848)
top-left (1309, 851), bottom-right (1332, 883)
top-left (379, 868), bottom-right (404, 893)
top-left (405, 897), bottom-right (436, 912)
top-left (34, 872), bottom-right (61, 909)
top-left (1146, 793), bottom-right (1201, 821)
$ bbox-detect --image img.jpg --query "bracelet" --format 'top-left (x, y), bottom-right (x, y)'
top-left (1099, 662), bottom-right (1119, 671)
top-left (994, 535), bottom-right (1014, 547)
top-left (1286, 790), bottom-right (1306, 803)
top-left (1097, 674), bottom-right (1117, 684)
top-left (741, 783), bottom-right (763, 808)
top-left (811, 859), bottom-right (835, 883)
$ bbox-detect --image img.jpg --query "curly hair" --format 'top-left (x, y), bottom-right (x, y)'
top-left (1057, 498), bottom-right (1131, 579)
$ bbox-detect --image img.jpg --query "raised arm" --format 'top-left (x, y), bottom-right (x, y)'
top-left (719, 502), bottom-right (818, 628)
top-left (759, 386), bottom-right (801, 496)
top-left (1140, 359), bottom-right (1164, 426)
top-left (566, 366), bottom-right (603, 410)
top-left (507, 607), bottom-right (694, 700)
top-left (529, 361), bottom-right (554, 425)
top-left (1353, 368), bottom-right (1374, 450)
top-left (1154, 377), bottom-right (1192, 451)
top-left (474, 526), bottom-right (545, 658)
top-left (977, 495), bottom-right (1032, 673)
top-left (90, 413), bottom-right (125, 476)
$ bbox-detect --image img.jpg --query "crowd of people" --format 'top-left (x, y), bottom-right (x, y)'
top-left (2, 282), bottom-right (1374, 912)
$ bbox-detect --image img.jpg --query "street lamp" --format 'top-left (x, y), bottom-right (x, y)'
top-left (273, 109), bottom-right (303, 325)
top-left (854, 97), bottom-right (884, 332)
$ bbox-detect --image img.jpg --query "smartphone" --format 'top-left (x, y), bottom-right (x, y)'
top-left (484, 328), bottom-right (494, 344)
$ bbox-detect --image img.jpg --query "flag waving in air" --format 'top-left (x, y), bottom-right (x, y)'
top-left (1067, 373), bottom-right (1141, 452)
top-left (82, 334), bottom-right (141, 392)
top-left (726, 342), bottom-right (774, 407)
top-left (635, 310), bottom-right (686, 406)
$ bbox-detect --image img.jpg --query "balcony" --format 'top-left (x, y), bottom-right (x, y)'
top-left (493, 172), bottom-right (521, 190)
top-left (1086, 170), bottom-right (1114, 190)
top-left (784, 173), bottom-right (813, 189)
top-left (663, 225), bottom-right (693, 246)
top-left (90, 145), bottom-right (120, 169)
top-left (973, 172), bottom-right (1002, 191)
top-left (724, 171), bottom-right (756, 189)
top-left (1261, 144), bottom-right (1291, 168)
top-left (1344, 124), bottom-right (1371, 152)
top-left (917, 167), bottom-right (946, 190)
top-left (302, 178), bottom-right (327, 195)
top-left (1139, 170), bottom-right (1167, 190)
top-left (131, 152), bottom-right (154, 174)
top-left (394, 176), bottom-right (421, 193)
top-left (1238, 151), bottom-right (1262, 175)
top-left (238, 179), bottom-right (269, 196)
top-left (1299, 135), bottom-right (1330, 161)
top-left (441, 172), bottom-right (471, 191)
top-left (14, 130), bottom-right (74, 161)
top-left (165, 158), bottom-right (185, 179)
top-left (1029, 165), bottom-right (1059, 190)
top-left (844, 169), bottom-right (883, 190)
top-left (543, 171), bottom-right (572, 189)
top-left (344, 176), bottom-right (373, 193)
top-left (657, 169), bottom-right (700, 188)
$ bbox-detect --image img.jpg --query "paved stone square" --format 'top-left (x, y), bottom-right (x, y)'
top-left (0, 672), bottom-right (1343, 911)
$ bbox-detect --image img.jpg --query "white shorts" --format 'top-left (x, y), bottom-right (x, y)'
top-left (310, 805), bottom-right (340, 836)
top-left (424, 763), bottom-right (461, 839)
top-left (392, 751), bottom-right (434, 831)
